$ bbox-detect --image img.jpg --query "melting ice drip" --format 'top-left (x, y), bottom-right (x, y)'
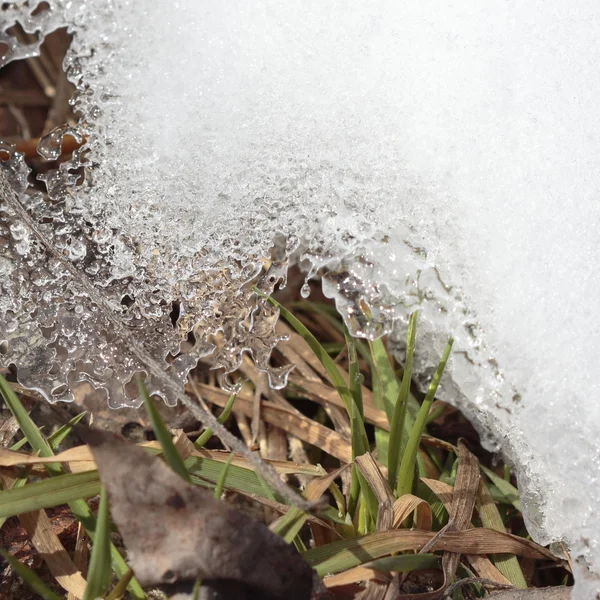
top-left (2, 2), bottom-right (600, 597)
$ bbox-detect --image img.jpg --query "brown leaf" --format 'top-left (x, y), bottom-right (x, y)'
top-left (83, 428), bottom-right (322, 600)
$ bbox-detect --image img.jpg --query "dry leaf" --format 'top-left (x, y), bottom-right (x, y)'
top-left (82, 428), bottom-right (326, 600)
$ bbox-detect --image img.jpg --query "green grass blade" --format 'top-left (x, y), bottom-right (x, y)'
top-left (0, 475), bottom-right (28, 529)
top-left (10, 434), bottom-right (36, 451)
top-left (47, 412), bottom-right (87, 450)
top-left (194, 393), bottom-right (237, 449)
top-left (369, 367), bottom-right (390, 467)
top-left (0, 549), bottom-right (63, 600)
top-left (388, 311), bottom-right (418, 491)
top-left (477, 480), bottom-right (527, 588)
top-left (396, 337), bottom-right (453, 497)
top-left (303, 531), bottom-right (443, 576)
top-left (346, 464), bottom-right (361, 520)
top-left (366, 554), bottom-right (441, 572)
top-left (480, 465), bottom-right (522, 512)
top-left (0, 375), bottom-right (145, 599)
top-left (344, 330), bottom-right (364, 420)
top-left (105, 568), bottom-right (134, 600)
top-left (0, 471), bottom-right (101, 518)
top-left (0, 374), bottom-right (54, 461)
top-left (258, 290), bottom-right (355, 416)
top-left (342, 331), bottom-right (368, 456)
top-left (355, 469), bottom-right (379, 528)
top-left (368, 337), bottom-right (399, 421)
top-left (214, 452), bottom-right (234, 500)
top-left (83, 487), bottom-right (112, 600)
top-left (139, 378), bottom-right (190, 482)
top-left (271, 505), bottom-right (306, 544)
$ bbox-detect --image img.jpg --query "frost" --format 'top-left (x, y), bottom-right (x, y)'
top-left (2, 1), bottom-right (600, 597)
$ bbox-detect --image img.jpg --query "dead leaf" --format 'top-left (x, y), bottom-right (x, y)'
top-left (82, 427), bottom-right (325, 600)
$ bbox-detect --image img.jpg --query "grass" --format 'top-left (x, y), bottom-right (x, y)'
top-left (0, 290), bottom-right (570, 599)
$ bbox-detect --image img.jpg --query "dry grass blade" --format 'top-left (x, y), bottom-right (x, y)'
top-left (422, 443), bottom-right (518, 594)
top-left (468, 554), bottom-right (513, 587)
top-left (275, 320), bottom-right (329, 382)
top-left (391, 494), bottom-right (433, 530)
top-left (0, 442), bottom-right (325, 479)
top-left (289, 375), bottom-right (390, 431)
top-left (303, 528), bottom-right (558, 576)
top-left (271, 464), bottom-right (349, 543)
top-left (400, 439), bottom-right (481, 598)
top-left (355, 453), bottom-right (395, 531)
top-left (477, 478), bottom-right (528, 588)
top-left (324, 566), bottom-right (391, 588)
top-left (67, 523), bottom-right (89, 600)
top-left (448, 441), bottom-right (480, 530)
top-left (194, 382), bottom-right (353, 462)
top-left (172, 430), bottom-right (197, 461)
top-left (421, 478), bottom-right (454, 508)
top-left (0, 471), bottom-right (87, 598)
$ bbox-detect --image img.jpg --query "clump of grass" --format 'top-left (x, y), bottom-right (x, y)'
top-left (0, 293), bottom-right (570, 599)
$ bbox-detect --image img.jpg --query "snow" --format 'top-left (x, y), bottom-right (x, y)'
top-left (2, 1), bottom-right (600, 596)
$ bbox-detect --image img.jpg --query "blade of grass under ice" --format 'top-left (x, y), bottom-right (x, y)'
top-left (480, 464), bottom-right (522, 512)
top-left (396, 337), bottom-right (454, 497)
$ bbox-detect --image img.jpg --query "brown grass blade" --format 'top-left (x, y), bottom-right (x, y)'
top-left (392, 494), bottom-right (433, 530)
top-left (441, 440), bottom-right (481, 580)
top-left (421, 478), bottom-right (454, 509)
top-left (194, 383), bottom-right (353, 462)
top-left (67, 523), bottom-right (89, 600)
top-left (275, 321), bottom-right (328, 382)
top-left (289, 375), bottom-right (389, 430)
top-left (467, 554), bottom-right (513, 586)
top-left (477, 478), bottom-right (528, 588)
top-left (0, 471), bottom-right (87, 598)
top-left (324, 566), bottom-right (391, 588)
top-left (355, 453), bottom-right (394, 531)
top-left (0, 443), bottom-right (326, 477)
top-left (304, 528), bottom-right (558, 576)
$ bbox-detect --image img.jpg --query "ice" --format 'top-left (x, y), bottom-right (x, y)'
top-left (2, 1), bottom-right (600, 596)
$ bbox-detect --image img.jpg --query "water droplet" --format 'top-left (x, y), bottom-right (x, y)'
top-left (37, 125), bottom-right (81, 161)
top-left (300, 282), bottom-right (311, 298)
